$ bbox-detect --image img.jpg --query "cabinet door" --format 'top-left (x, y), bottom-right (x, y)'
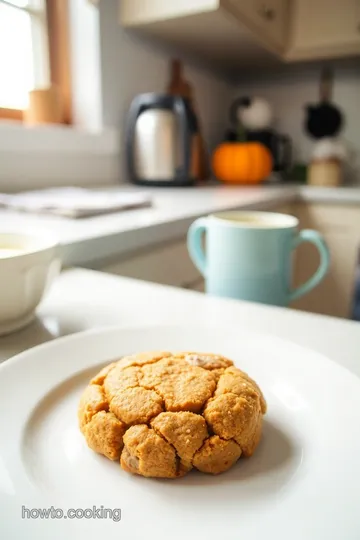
top-left (256, 0), bottom-right (287, 47)
top-left (291, 203), bottom-right (360, 318)
top-left (225, 0), bottom-right (259, 27)
top-left (101, 239), bottom-right (201, 288)
top-left (226, 0), bottom-right (287, 48)
top-left (292, 231), bottom-right (358, 318)
top-left (191, 280), bottom-right (205, 292)
top-left (183, 278), bottom-right (205, 292)
top-left (270, 203), bottom-right (296, 215)
top-left (290, 0), bottom-right (360, 57)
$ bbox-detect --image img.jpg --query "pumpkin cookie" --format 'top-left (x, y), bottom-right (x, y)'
top-left (79, 351), bottom-right (266, 478)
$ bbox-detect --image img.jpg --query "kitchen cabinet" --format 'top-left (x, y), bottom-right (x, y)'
top-left (288, 0), bottom-right (360, 61)
top-left (257, 0), bottom-right (288, 47)
top-left (120, 0), bottom-right (287, 71)
top-left (120, 0), bottom-right (360, 67)
top-left (120, 0), bottom-right (219, 25)
top-left (226, 0), bottom-right (287, 49)
top-left (291, 203), bottom-right (360, 318)
top-left (101, 238), bottom-right (202, 289)
top-left (189, 279), bottom-right (206, 293)
top-left (270, 203), bottom-right (295, 215)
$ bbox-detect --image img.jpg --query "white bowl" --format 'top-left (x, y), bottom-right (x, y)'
top-left (0, 232), bottom-right (61, 336)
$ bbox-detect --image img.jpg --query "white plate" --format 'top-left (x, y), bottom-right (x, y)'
top-left (1, 325), bottom-right (360, 540)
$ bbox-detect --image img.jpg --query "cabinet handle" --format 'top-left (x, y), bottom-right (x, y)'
top-left (259, 5), bottom-right (276, 20)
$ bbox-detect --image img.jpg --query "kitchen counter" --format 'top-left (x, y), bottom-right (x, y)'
top-left (2, 184), bottom-right (360, 267)
top-left (0, 268), bottom-right (359, 377)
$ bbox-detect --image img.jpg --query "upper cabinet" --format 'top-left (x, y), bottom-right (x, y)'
top-left (120, 0), bottom-right (288, 70)
top-left (288, 0), bottom-right (360, 61)
top-left (226, 0), bottom-right (287, 49)
top-left (120, 0), bottom-right (360, 69)
top-left (120, 0), bottom-right (220, 25)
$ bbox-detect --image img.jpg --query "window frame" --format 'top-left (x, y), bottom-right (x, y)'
top-left (0, 0), bottom-right (71, 123)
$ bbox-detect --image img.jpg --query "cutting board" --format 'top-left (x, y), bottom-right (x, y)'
top-left (167, 59), bottom-right (208, 181)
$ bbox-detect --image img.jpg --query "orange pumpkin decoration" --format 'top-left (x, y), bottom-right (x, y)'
top-left (212, 142), bottom-right (273, 184)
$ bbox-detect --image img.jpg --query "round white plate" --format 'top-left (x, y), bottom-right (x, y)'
top-left (1, 325), bottom-right (360, 540)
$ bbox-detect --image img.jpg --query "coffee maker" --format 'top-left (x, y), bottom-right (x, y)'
top-left (126, 93), bottom-right (198, 186)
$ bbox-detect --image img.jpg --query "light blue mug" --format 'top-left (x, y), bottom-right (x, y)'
top-left (187, 211), bottom-right (330, 307)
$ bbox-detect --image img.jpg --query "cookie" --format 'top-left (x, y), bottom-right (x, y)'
top-left (78, 351), bottom-right (266, 477)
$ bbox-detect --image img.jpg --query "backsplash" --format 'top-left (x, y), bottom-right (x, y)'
top-left (234, 65), bottom-right (360, 184)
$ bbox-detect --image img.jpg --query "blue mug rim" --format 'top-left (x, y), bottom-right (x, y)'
top-left (209, 211), bottom-right (299, 230)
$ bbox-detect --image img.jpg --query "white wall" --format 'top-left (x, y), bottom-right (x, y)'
top-left (0, 122), bottom-right (119, 191)
top-left (99, 0), bottom-right (233, 177)
top-left (234, 65), bottom-right (360, 183)
top-left (68, 0), bottom-right (103, 131)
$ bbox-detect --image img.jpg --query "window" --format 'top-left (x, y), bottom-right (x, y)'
top-left (0, 0), bottom-right (71, 122)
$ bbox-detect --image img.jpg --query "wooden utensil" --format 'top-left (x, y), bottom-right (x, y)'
top-left (168, 59), bottom-right (192, 98)
top-left (167, 59), bottom-right (208, 181)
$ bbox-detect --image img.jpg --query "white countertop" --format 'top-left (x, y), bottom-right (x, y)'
top-left (1, 269), bottom-right (359, 377)
top-left (2, 184), bottom-right (360, 267)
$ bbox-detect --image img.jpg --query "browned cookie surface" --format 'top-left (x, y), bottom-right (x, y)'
top-left (151, 411), bottom-right (208, 465)
top-left (84, 411), bottom-right (126, 460)
top-left (193, 436), bottom-right (242, 474)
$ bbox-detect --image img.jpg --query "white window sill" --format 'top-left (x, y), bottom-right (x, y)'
top-left (0, 0), bottom-right (121, 192)
top-left (0, 122), bottom-right (121, 192)
top-left (0, 121), bottom-right (119, 155)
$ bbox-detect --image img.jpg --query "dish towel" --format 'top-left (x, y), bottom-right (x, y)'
top-left (0, 187), bottom-right (152, 218)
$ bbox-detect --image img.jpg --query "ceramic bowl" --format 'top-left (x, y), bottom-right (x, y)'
top-left (0, 232), bottom-right (61, 336)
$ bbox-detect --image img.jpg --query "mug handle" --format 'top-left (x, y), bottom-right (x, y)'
top-left (187, 218), bottom-right (208, 277)
top-left (288, 229), bottom-right (330, 303)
